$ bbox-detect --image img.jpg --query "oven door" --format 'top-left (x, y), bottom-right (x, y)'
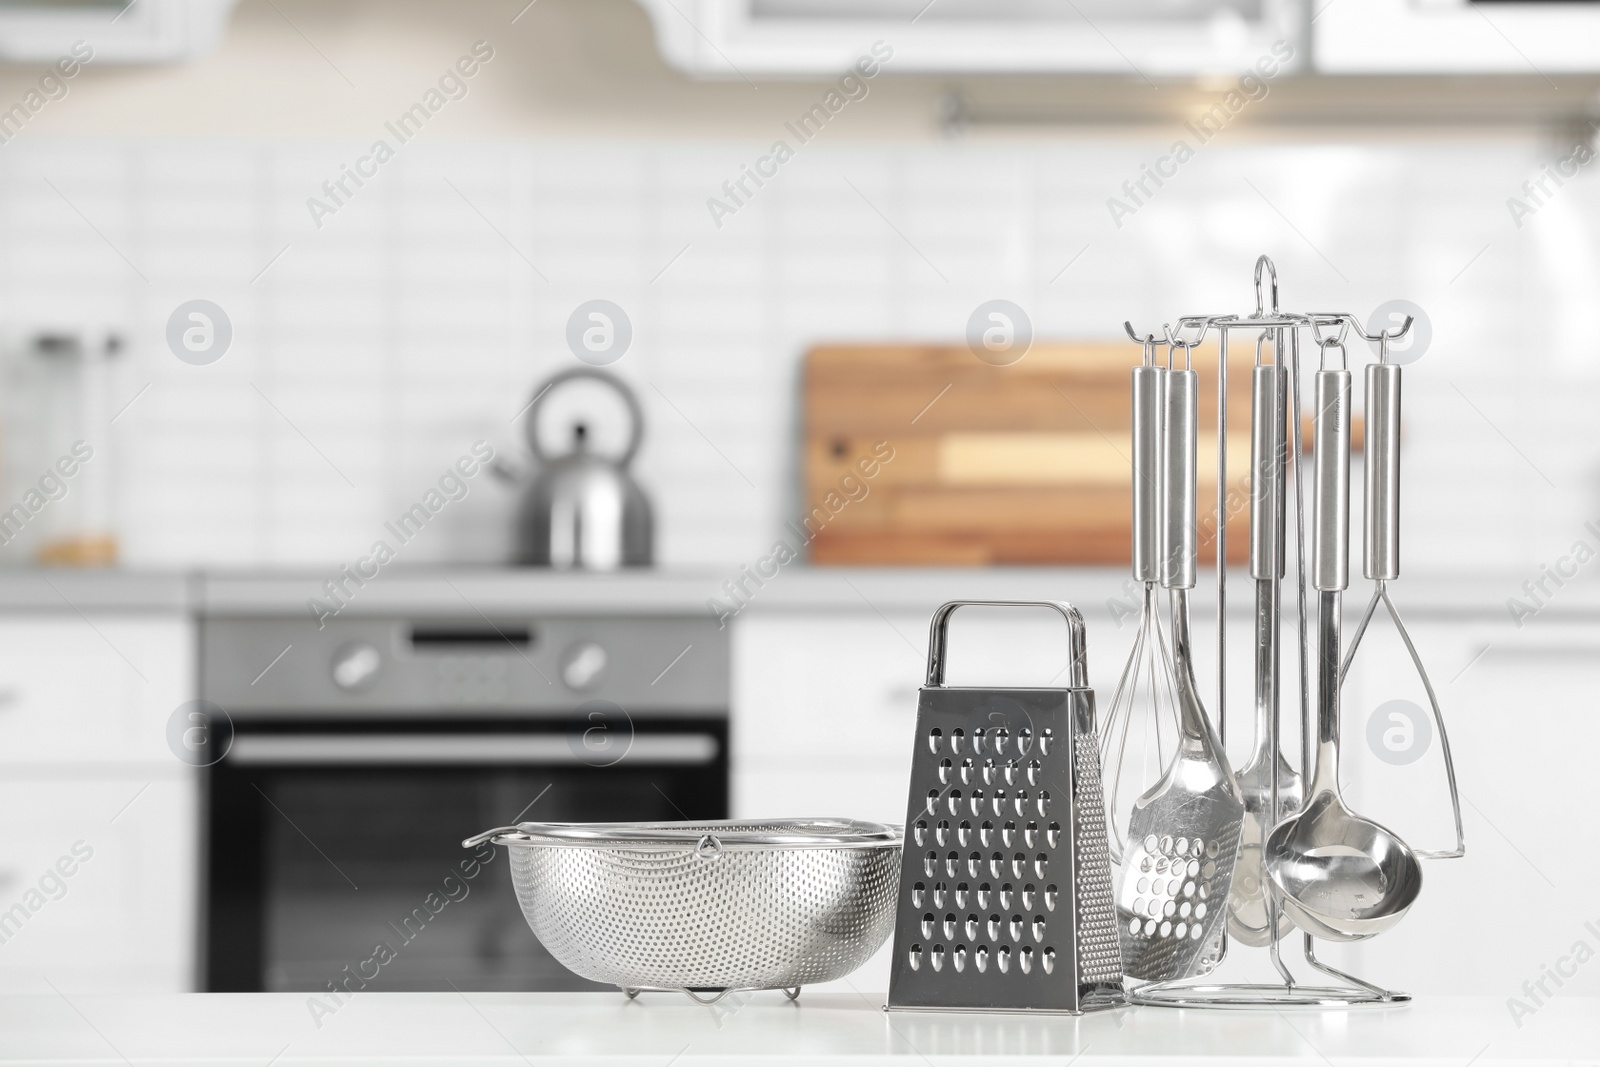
top-left (204, 719), bottom-right (727, 992)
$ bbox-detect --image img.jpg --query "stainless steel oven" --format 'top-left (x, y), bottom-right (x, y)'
top-left (198, 610), bottom-right (728, 992)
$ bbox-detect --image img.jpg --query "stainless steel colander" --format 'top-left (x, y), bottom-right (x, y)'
top-left (463, 819), bottom-right (902, 1003)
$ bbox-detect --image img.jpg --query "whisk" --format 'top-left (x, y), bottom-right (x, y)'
top-left (1101, 331), bottom-right (1181, 863)
top-left (1338, 336), bottom-right (1465, 860)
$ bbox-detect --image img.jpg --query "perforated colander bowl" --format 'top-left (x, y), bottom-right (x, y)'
top-left (463, 819), bottom-right (902, 1002)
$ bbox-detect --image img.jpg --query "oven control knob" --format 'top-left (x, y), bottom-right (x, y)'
top-left (561, 641), bottom-right (607, 691)
top-left (332, 642), bottom-right (382, 692)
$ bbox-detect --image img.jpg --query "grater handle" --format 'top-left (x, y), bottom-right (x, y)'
top-left (925, 600), bottom-right (1087, 690)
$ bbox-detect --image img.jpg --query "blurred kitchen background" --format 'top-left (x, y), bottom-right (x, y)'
top-left (0, 0), bottom-right (1595, 1012)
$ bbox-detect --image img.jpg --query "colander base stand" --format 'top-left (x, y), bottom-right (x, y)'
top-left (620, 985), bottom-right (804, 1005)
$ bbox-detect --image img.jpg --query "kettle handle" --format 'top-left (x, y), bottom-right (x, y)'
top-left (523, 368), bottom-right (645, 467)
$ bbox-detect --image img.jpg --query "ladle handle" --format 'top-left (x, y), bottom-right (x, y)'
top-left (1364, 363), bottom-right (1402, 582)
top-left (1312, 369), bottom-right (1351, 593)
top-left (1250, 363), bottom-right (1287, 581)
top-left (1161, 368), bottom-right (1198, 591)
top-left (1131, 365), bottom-right (1163, 584)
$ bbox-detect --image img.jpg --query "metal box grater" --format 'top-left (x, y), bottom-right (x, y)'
top-left (886, 601), bottom-right (1126, 1015)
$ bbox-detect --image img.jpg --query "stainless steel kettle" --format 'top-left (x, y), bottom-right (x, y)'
top-left (508, 368), bottom-right (653, 569)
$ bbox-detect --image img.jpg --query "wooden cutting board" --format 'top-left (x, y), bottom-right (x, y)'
top-left (802, 342), bottom-right (1360, 566)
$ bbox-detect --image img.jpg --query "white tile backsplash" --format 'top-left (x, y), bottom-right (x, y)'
top-left (0, 133), bottom-right (1590, 572)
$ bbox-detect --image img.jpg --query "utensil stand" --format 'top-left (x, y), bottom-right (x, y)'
top-left (1120, 256), bottom-right (1464, 1009)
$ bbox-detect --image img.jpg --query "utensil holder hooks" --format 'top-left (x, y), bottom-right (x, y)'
top-left (1119, 255), bottom-right (1462, 1009)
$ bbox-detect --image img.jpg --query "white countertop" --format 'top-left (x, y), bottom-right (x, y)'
top-left (1, 992), bottom-right (1593, 1065)
top-left (0, 565), bottom-right (1555, 619)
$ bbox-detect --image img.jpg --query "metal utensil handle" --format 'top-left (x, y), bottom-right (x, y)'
top-left (1132, 365), bottom-right (1163, 583)
top-left (1364, 363), bottom-right (1401, 581)
top-left (924, 600), bottom-right (1088, 689)
top-left (1312, 369), bottom-right (1351, 593)
top-left (1161, 369), bottom-right (1198, 591)
top-left (1250, 363), bottom-right (1287, 580)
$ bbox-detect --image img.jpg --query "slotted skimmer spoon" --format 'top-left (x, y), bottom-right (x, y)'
top-left (1115, 346), bottom-right (1245, 982)
top-left (1264, 343), bottom-right (1422, 942)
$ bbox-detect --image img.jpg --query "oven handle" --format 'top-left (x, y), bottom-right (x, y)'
top-left (224, 732), bottom-right (719, 766)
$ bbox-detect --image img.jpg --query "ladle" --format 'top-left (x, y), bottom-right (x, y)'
top-left (1263, 341), bottom-right (1421, 942)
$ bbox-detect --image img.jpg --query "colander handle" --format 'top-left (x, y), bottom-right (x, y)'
top-left (462, 826), bottom-right (525, 848)
top-left (924, 600), bottom-right (1087, 689)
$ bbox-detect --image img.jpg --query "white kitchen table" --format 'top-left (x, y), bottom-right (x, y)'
top-left (0, 992), bottom-right (1592, 1066)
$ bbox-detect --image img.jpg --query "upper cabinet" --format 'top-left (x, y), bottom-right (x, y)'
top-left (632, 0), bottom-right (1307, 76)
top-left (1316, 0), bottom-right (1600, 74)
top-left (0, 0), bottom-right (237, 64)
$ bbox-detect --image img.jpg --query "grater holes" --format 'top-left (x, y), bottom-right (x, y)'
top-left (1009, 915), bottom-right (1024, 941)
top-left (1017, 727), bottom-right (1033, 755)
top-left (1047, 821), bottom-right (1061, 848)
top-left (1020, 946), bottom-right (1034, 973)
top-left (1021, 884), bottom-right (1035, 911)
top-left (1040, 728), bottom-right (1053, 755)
top-left (1002, 821), bottom-right (1016, 847)
top-left (1042, 947), bottom-right (1056, 974)
top-left (953, 945), bottom-right (967, 973)
top-left (993, 728), bottom-right (1009, 754)
top-left (999, 883), bottom-right (1014, 909)
top-left (928, 728), bottom-right (942, 753)
top-left (967, 852), bottom-right (982, 877)
top-left (1023, 821), bottom-right (1038, 848)
top-left (997, 946), bottom-right (1011, 973)
top-left (1037, 791), bottom-right (1051, 816)
top-left (989, 852), bottom-right (1004, 878)
top-left (922, 914), bottom-right (935, 937)
top-left (909, 944), bottom-right (922, 970)
top-left (946, 851), bottom-right (960, 877)
top-left (964, 915), bottom-right (979, 940)
top-left (924, 851), bottom-right (937, 876)
top-left (982, 759), bottom-right (997, 785)
top-left (978, 883), bottom-right (991, 909)
top-left (955, 882), bottom-right (969, 908)
top-left (1032, 916), bottom-right (1047, 942)
top-left (1014, 790), bottom-right (1030, 817)
top-left (1036, 854), bottom-right (1049, 878)
top-left (1027, 759), bottom-right (1042, 786)
top-left (933, 882), bottom-right (947, 908)
top-left (975, 945), bottom-right (989, 972)
top-left (959, 758), bottom-right (975, 784)
top-left (1003, 760), bottom-right (1018, 786)
top-left (992, 789), bottom-right (1007, 816)
top-left (926, 790), bottom-right (939, 815)
top-left (972, 727), bottom-right (986, 754)
top-left (912, 882), bottom-right (925, 908)
top-left (980, 820), bottom-right (994, 846)
top-left (1011, 853), bottom-right (1026, 878)
top-left (987, 914), bottom-right (1001, 939)
top-left (950, 729), bottom-right (965, 753)
top-left (947, 791), bottom-right (963, 817)
top-left (943, 914), bottom-right (957, 940)
top-left (935, 820), bottom-right (950, 846)
top-left (957, 820), bottom-right (972, 846)
top-left (938, 758), bottom-right (953, 784)
top-left (931, 945), bottom-right (945, 972)
top-left (1044, 884), bottom-right (1058, 911)
top-left (913, 821), bottom-right (928, 846)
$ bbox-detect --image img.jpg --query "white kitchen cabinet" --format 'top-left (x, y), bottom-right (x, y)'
top-left (731, 604), bottom-right (1108, 824)
top-left (0, 613), bottom-right (196, 994)
top-left (1335, 611), bottom-right (1600, 998)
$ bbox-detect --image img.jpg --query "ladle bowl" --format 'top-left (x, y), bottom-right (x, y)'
top-left (1264, 789), bottom-right (1421, 942)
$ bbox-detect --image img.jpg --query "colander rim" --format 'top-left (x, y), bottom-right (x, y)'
top-left (464, 818), bottom-right (903, 851)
